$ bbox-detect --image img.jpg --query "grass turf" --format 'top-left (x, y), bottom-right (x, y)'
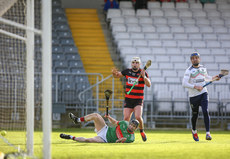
top-left (0, 129), bottom-right (230, 159)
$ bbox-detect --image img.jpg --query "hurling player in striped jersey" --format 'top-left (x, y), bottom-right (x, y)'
top-left (112, 57), bottom-right (151, 142)
top-left (182, 52), bottom-right (220, 141)
top-left (60, 112), bottom-right (139, 143)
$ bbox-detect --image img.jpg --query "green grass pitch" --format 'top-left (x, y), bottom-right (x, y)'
top-left (1, 129), bottom-right (230, 159)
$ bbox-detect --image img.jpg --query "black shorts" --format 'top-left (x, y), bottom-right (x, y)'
top-left (124, 98), bottom-right (143, 109)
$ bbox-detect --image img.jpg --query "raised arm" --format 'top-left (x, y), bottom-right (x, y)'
top-left (141, 70), bottom-right (151, 87)
top-left (112, 67), bottom-right (123, 78)
top-left (104, 114), bottom-right (118, 126)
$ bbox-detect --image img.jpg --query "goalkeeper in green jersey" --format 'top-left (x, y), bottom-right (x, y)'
top-left (60, 112), bottom-right (139, 143)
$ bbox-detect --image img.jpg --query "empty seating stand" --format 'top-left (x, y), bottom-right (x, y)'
top-left (107, 0), bottom-right (230, 116)
top-left (52, 0), bottom-right (91, 104)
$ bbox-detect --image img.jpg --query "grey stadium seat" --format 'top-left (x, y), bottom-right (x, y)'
top-left (133, 40), bottom-right (148, 47)
top-left (107, 9), bottom-right (121, 21)
top-left (147, 1), bottom-right (161, 9)
top-left (122, 9), bottom-right (135, 17)
top-left (159, 33), bottom-right (173, 40)
top-left (150, 9), bottom-right (164, 17)
top-left (136, 9), bottom-right (149, 17)
top-left (162, 2), bottom-right (175, 9)
top-left (125, 17), bottom-right (138, 24)
top-left (130, 33), bottom-right (144, 40)
top-left (153, 17), bottom-right (167, 25)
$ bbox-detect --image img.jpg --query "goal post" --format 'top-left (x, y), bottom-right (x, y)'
top-left (41, 0), bottom-right (52, 159)
top-left (0, 0), bottom-right (52, 158)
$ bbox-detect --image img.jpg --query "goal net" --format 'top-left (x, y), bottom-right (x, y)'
top-left (0, 0), bottom-right (51, 158)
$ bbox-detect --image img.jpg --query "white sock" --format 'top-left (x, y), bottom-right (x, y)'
top-left (192, 129), bottom-right (197, 134)
top-left (69, 135), bottom-right (73, 139)
top-left (206, 132), bottom-right (211, 135)
top-left (77, 118), bottom-right (81, 122)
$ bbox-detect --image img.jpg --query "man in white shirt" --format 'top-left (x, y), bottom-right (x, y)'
top-left (182, 52), bottom-right (220, 141)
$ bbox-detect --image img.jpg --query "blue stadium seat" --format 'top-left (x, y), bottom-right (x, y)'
top-left (52, 46), bottom-right (63, 54)
top-left (66, 53), bottom-right (81, 60)
top-left (64, 46), bottom-right (78, 53)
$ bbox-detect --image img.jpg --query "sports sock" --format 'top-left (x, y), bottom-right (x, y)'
top-left (140, 129), bottom-right (143, 133)
top-left (206, 132), bottom-right (210, 135)
top-left (192, 129), bottom-right (197, 134)
top-left (69, 135), bottom-right (73, 139)
top-left (77, 117), bottom-right (85, 122)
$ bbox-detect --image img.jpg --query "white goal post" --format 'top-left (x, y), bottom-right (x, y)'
top-left (0, 0), bottom-right (52, 158)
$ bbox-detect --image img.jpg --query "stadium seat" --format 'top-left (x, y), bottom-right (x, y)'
top-left (148, 40), bottom-right (162, 47)
top-left (142, 25), bottom-right (156, 33)
top-left (127, 25), bottom-right (142, 33)
top-left (152, 47), bottom-right (166, 55)
top-left (130, 33), bottom-right (144, 40)
top-left (162, 40), bottom-right (177, 47)
top-left (162, 2), bottom-right (175, 9)
top-left (119, 1), bottom-right (133, 9)
top-left (182, 18), bottom-right (196, 25)
top-left (159, 63), bottom-right (173, 70)
top-left (164, 9), bottom-right (178, 17)
top-left (170, 56), bottom-right (185, 62)
top-left (203, 34), bottom-right (217, 40)
top-left (163, 70), bottom-right (177, 77)
top-left (53, 53), bottom-right (65, 60)
top-left (178, 10), bottom-right (192, 18)
top-left (136, 9), bottom-right (149, 17)
top-left (196, 18), bottom-right (210, 25)
top-left (153, 17), bottom-right (167, 25)
top-left (192, 41), bottom-right (206, 48)
top-left (125, 17), bottom-right (138, 24)
top-left (147, 1), bottom-right (161, 9)
top-left (192, 10), bottom-right (207, 18)
top-left (150, 9), bottom-right (164, 17)
top-left (133, 40), bottom-right (148, 47)
top-left (136, 47), bottom-right (152, 55)
top-left (177, 40), bottom-right (191, 48)
top-left (218, 34), bottom-right (230, 40)
top-left (167, 18), bottom-right (182, 25)
top-left (122, 9), bottom-right (135, 17)
top-left (206, 10), bottom-right (221, 18)
top-left (68, 60), bottom-right (83, 68)
top-left (206, 41), bottom-right (221, 48)
top-left (159, 33), bottom-right (173, 40)
top-left (144, 33), bottom-right (158, 39)
top-left (139, 17), bottom-right (153, 25)
top-left (176, 2), bottom-right (189, 10)
top-left (174, 33), bottom-right (188, 40)
top-left (170, 25), bottom-right (185, 33)
top-left (174, 63), bottom-right (188, 69)
top-left (213, 26), bottom-right (228, 34)
top-left (117, 40), bottom-right (132, 49)
top-left (166, 77), bottom-right (181, 83)
top-left (114, 32), bottom-right (130, 43)
top-left (190, 3), bottom-right (203, 10)
top-left (188, 33), bottom-right (202, 40)
top-left (107, 9), bottom-right (121, 21)
top-left (210, 48), bottom-right (226, 55)
top-left (110, 17), bottom-right (125, 26)
top-left (156, 25), bottom-right (170, 33)
top-left (112, 24), bottom-right (126, 35)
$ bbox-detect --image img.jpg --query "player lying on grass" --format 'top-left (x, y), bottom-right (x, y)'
top-left (60, 112), bottom-right (139, 143)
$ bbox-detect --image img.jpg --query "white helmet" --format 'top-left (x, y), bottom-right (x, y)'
top-left (131, 57), bottom-right (141, 63)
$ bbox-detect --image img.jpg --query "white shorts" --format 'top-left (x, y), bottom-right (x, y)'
top-left (95, 125), bottom-right (108, 143)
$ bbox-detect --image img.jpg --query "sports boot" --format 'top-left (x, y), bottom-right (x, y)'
top-left (206, 134), bottom-right (212, 140)
top-left (140, 131), bottom-right (147, 142)
top-left (192, 131), bottom-right (199, 142)
top-left (60, 133), bottom-right (71, 139)
top-left (69, 113), bottom-right (78, 124)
